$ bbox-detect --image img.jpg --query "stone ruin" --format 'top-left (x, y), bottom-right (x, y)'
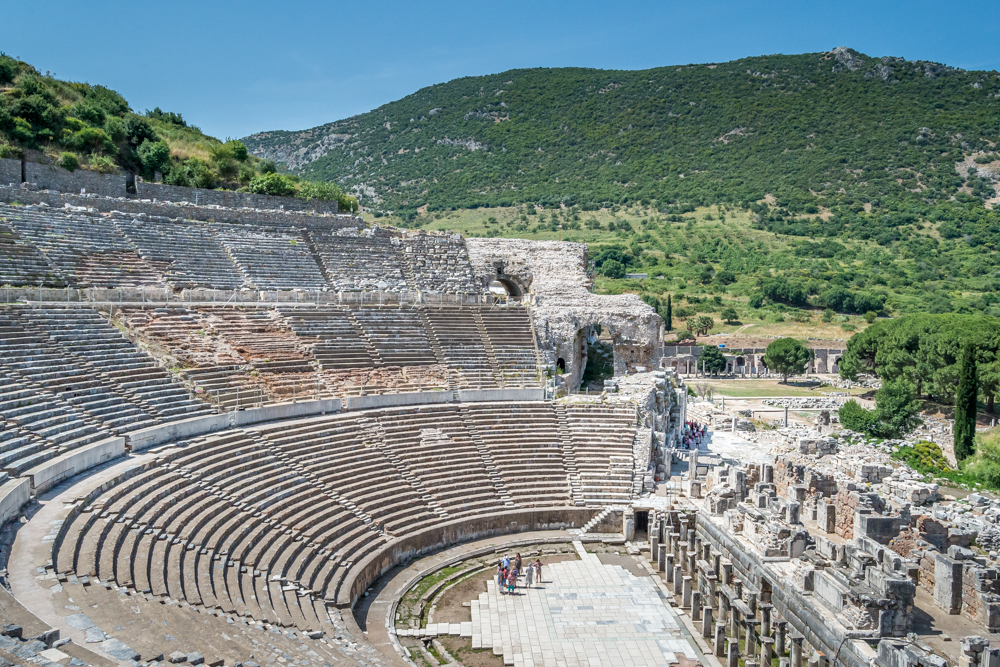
top-left (466, 238), bottom-right (663, 389)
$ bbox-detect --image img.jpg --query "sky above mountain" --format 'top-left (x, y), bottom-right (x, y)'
top-left (5, 0), bottom-right (1000, 139)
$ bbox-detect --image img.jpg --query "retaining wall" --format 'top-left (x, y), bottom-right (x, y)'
top-left (24, 162), bottom-right (127, 198)
top-left (0, 185), bottom-right (359, 228)
top-left (233, 399), bottom-right (341, 426)
top-left (0, 478), bottom-right (31, 527)
top-left (136, 181), bottom-right (338, 214)
top-left (456, 388), bottom-right (546, 402)
top-left (0, 157), bottom-right (20, 186)
top-left (345, 391), bottom-right (455, 411)
top-left (340, 507), bottom-right (596, 607)
top-left (26, 438), bottom-right (126, 493)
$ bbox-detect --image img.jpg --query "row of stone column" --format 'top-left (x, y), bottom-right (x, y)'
top-left (650, 511), bottom-right (808, 667)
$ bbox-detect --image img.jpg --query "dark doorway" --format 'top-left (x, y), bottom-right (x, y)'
top-left (635, 510), bottom-right (649, 534)
top-left (556, 358), bottom-right (566, 372)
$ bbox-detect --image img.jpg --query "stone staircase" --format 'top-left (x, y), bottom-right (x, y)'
top-left (458, 406), bottom-right (516, 509)
top-left (553, 405), bottom-right (584, 505)
top-left (578, 506), bottom-right (616, 534)
top-left (358, 417), bottom-right (449, 520)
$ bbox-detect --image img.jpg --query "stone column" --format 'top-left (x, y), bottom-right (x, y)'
top-left (761, 637), bottom-right (775, 667)
top-left (717, 591), bottom-right (729, 630)
top-left (715, 623), bottom-right (727, 657)
top-left (760, 603), bottom-right (772, 638)
top-left (651, 533), bottom-right (660, 565)
top-left (727, 639), bottom-right (740, 667)
top-left (702, 606), bottom-right (713, 638)
top-left (671, 533), bottom-right (681, 561)
top-left (657, 544), bottom-right (667, 573)
top-left (682, 576), bottom-right (693, 608)
top-left (745, 619), bottom-right (760, 661)
top-left (680, 544), bottom-right (688, 572)
top-left (691, 591), bottom-right (702, 619)
top-left (775, 620), bottom-right (787, 656)
top-left (665, 554), bottom-right (674, 583)
top-left (729, 602), bottom-right (741, 640)
top-left (747, 591), bottom-right (758, 617)
top-left (763, 464), bottom-right (773, 483)
top-left (708, 575), bottom-right (719, 610)
top-left (673, 565), bottom-right (683, 595)
top-left (790, 635), bottom-right (804, 667)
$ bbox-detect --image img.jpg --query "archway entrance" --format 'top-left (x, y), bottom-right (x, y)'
top-left (556, 358), bottom-right (566, 373)
top-left (635, 510), bottom-right (649, 540)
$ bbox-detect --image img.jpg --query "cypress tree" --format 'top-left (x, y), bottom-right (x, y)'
top-left (665, 294), bottom-right (673, 331)
top-left (954, 341), bottom-right (979, 461)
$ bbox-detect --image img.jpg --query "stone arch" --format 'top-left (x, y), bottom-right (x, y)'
top-left (556, 357), bottom-right (566, 372)
top-left (496, 275), bottom-right (524, 298)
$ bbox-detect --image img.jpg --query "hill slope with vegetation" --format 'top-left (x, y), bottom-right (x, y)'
top-left (242, 48), bottom-right (1000, 324)
top-left (0, 54), bottom-right (354, 209)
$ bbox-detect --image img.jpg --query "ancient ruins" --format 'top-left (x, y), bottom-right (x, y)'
top-left (0, 170), bottom-right (994, 667)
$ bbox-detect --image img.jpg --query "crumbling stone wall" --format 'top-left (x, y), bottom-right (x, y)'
top-left (466, 238), bottom-right (662, 387)
top-left (3, 158), bottom-right (338, 213)
top-left (136, 180), bottom-right (338, 214)
top-left (24, 161), bottom-right (126, 198)
top-left (833, 486), bottom-right (886, 540)
top-left (0, 185), bottom-right (358, 228)
top-left (0, 157), bottom-right (20, 186)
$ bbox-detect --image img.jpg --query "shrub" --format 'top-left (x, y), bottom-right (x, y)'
top-left (137, 140), bottom-right (171, 177)
top-left (893, 440), bottom-right (953, 474)
top-left (247, 172), bottom-right (296, 196)
top-left (601, 259), bottom-right (625, 279)
top-left (822, 308), bottom-right (835, 322)
top-left (59, 152), bottom-right (79, 172)
top-left (963, 430), bottom-right (1000, 488)
top-left (839, 399), bottom-right (877, 433)
top-left (864, 311), bottom-right (878, 323)
top-left (88, 155), bottom-right (118, 174)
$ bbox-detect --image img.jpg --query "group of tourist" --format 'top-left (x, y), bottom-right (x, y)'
top-left (680, 421), bottom-right (706, 449)
top-left (495, 553), bottom-right (543, 594)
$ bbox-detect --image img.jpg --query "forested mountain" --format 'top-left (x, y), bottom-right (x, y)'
top-left (243, 48), bottom-right (1000, 220)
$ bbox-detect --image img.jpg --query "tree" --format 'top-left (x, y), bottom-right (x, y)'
top-left (687, 316), bottom-right (714, 337)
top-left (838, 380), bottom-right (921, 439)
top-left (700, 345), bottom-right (728, 374)
top-left (665, 294), bottom-right (673, 331)
top-left (763, 338), bottom-right (812, 383)
top-left (721, 306), bottom-right (739, 324)
top-left (601, 259), bottom-right (625, 279)
top-left (839, 399), bottom-right (876, 433)
top-left (247, 172), bottom-right (296, 196)
top-left (955, 341), bottom-right (979, 461)
top-left (870, 380), bottom-right (922, 439)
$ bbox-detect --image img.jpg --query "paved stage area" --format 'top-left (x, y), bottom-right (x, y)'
top-left (469, 542), bottom-right (700, 667)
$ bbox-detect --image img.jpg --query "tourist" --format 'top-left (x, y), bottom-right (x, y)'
top-left (497, 565), bottom-right (506, 594)
top-left (515, 552), bottom-right (522, 571)
top-left (534, 559), bottom-right (542, 583)
top-left (525, 562), bottom-right (534, 588)
top-left (506, 569), bottom-right (516, 594)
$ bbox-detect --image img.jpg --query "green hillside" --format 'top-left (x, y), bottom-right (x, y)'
top-left (243, 48), bottom-right (1000, 216)
top-left (0, 54), bottom-right (353, 209)
top-left (243, 48), bottom-right (1000, 324)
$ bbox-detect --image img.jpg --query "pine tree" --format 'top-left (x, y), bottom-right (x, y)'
top-left (954, 341), bottom-right (979, 461)
top-left (665, 294), bottom-right (673, 331)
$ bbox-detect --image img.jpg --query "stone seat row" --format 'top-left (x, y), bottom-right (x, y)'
top-left (1, 204), bottom-right (481, 292)
top-left (54, 400), bottom-right (641, 632)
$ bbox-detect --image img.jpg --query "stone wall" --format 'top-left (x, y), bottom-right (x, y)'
top-left (466, 238), bottom-right (662, 386)
top-left (135, 180), bottom-right (338, 214)
top-left (0, 157), bottom-right (21, 186)
top-left (0, 185), bottom-right (360, 228)
top-left (5, 158), bottom-right (338, 214)
top-left (24, 161), bottom-right (127, 198)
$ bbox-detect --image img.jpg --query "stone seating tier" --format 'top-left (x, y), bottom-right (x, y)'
top-left (55, 400), bottom-right (641, 629)
top-left (0, 204), bottom-right (485, 294)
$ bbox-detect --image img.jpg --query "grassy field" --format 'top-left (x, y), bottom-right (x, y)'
top-left (365, 203), bottom-right (879, 343)
top-left (695, 379), bottom-right (869, 398)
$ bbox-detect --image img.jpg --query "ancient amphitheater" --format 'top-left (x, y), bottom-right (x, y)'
top-left (0, 173), bottom-right (995, 667)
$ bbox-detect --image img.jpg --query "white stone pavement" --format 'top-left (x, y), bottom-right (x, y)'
top-left (466, 541), bottom-right (700, 667)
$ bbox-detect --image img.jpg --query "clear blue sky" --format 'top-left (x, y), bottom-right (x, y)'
top-left (5, 1), bottom-right (999, 139)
